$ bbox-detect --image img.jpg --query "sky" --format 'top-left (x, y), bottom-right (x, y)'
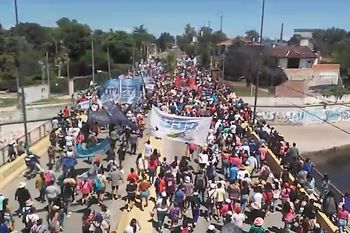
top-left (0, 0), bottom-right (350, 40)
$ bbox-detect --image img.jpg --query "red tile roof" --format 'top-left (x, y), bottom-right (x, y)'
top-left (268, 46), bottom-right (317, 59)
top-left (313, 64), bottom-right (340, 70)
top-left (217, 39), bottom-right (233, 46)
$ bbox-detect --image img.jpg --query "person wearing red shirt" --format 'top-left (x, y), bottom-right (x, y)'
top-left (338, 204), bottom-right (349, 232)
top-left (127, 168), bottom-right (139, 183)
top-left (148, 158), bottom-right (158, 184)
top-left (63, 106), bottom-right (70, 118)
top-left (76, 132), bottom-right (85, 144)
top-left (230, 155), bottom-right (242, 168)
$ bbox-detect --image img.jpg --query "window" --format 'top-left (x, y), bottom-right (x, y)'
top-left (287, 58), bottom-right (300, 68)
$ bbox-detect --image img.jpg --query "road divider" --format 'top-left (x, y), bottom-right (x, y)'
top-left (0, 136), bottom-right (49, 190)
top-left (250, 132), bottom-right (338, 233)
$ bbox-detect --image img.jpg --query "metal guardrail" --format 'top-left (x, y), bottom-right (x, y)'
top-left (0, 121), bottom-right (52, 167)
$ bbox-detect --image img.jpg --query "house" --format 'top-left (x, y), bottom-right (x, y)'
top-left (267, 45), bottom-right (318, 69)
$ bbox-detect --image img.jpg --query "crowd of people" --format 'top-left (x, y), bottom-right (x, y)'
top-left (0, 57), bottom-right (348, 233)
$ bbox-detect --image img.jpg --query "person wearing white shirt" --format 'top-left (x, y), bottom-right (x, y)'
top-left (231, 212), bottom-right (246, 229)
top-left (237, 167), bottom-right (249, 181)
top-left (144, 141), bottom-right (152, 160)
top-left (230, 124), bottom-right (237, 134)
top-left (240, 145), bottom-right (250, 157)
top-left (246, 155), bottom-right (258, 171)
top-left (65, 134), bottom-right (73, 147)
top-left (198, 152), bottom-right (208, 168)
top-left (252, 188), bottom-right (263, 209)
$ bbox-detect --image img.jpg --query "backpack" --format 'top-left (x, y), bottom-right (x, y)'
top-left (93, 222), bottom-right (103, 233)
top-left (154, 177), bottom-right (161, 193)
top-left (94, 178), bottom-right (103, 192)
top-left (195, 175), bottom-right (205, 190)
top-left (44, 170), bottom-right (53, 185)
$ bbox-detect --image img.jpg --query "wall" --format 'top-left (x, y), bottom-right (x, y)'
top-left (24, 84), bottom-right (49, 103)
top-left (0, 104), bottom-right (67, 123)
top-left (278, 58), bottom-right (288, 69)
top-left (299, 58), bottom-right (314, 68)
top-left (256, 104), bottom-right (350, 125)
top-left (275, 80), bottom-right (306, 97)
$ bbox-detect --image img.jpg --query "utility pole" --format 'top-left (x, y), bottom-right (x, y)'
top-left (14, 0), bottom-right (20, 102)
top-left (222, 51), bottom-right (225, 82)
top-left (107, 47), bottom-right (111, 78)
top-left (252, 0), bottom-right (266, 124)
top-left (220, 14), bottom-right (223, 32)
top-left (91, 39), bottom-right (95, 84)
top-left (280, 23), bottom-right (284, 42)
top-left (14, 0), bottom-right (29, 149)
top-left (132, 47), bottom-right (135, 75)
top-left (45, 50), bottom-right (50, 96)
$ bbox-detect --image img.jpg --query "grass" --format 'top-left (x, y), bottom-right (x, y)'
top-left (30, 97), bottom-right (71, 105)
top-left (0, 97), bottom-right (17, 108)
top-left (224, 80), bottom-right (271, 97)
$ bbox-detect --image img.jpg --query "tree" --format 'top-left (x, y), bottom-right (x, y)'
top-left (165, 52), bottom-right (176, 73)
top-left (312, 28), bottom-right (348, 56)
top-left (132, 25), bottom-right (155, 59)
top-left (55, 17), bottom-right (92, 60)
top-left (331, 39), bottom-right (350, 76)
top-left (288, 34), bottom-right (302, 45)
top-left (245, 30), bottom-right (259, 42)
top-left (157, 32), bottom-right (175, 52)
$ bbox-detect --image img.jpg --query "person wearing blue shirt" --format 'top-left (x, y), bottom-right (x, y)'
top-left (174, 186), bottom-right (185, 207)
top-left (229, 164), bottom-right (239, 183)
top-left (0, 214), bottom-right (9, 233)
top-left (303, 158), bottom-right (313, 176)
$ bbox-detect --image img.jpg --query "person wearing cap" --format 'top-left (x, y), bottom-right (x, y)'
top-left (30, 218), bottom-right (48, 233)
top-left (182, 176), bottom-right (194, 210)
top-left (207, 224), bottom-right (216, 233)
top-left (248, 217), bottom-right (265, 233)
top-left (249, 202), bottom-right (265, 224)
top-left (15, 181), bottom-right (31, 216)
top-left (206, 182), bottom-right (216, 220)
top-left (109, 165), bottom-right (124, 200)
top-left (7, 139), bottom-right (16, 162)
top-left (189, 191), bottom-right (201, 227)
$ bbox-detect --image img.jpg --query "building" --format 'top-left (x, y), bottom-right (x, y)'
top-left (267, 44), bottom-right (318, 69)
top-left (294, 29), bottom-right (316, 39)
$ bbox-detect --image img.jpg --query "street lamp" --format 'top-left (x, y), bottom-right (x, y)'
top-left (252, 0), bottom-right (266, 124)
top-left (14, 0), bottom-right (29, 150)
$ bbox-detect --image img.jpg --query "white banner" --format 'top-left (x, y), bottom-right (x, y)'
top-left (149, 106), bottom-right (212, 145)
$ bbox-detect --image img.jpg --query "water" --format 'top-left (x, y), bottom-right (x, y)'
top-left (305, 145), bottom-right (350, 192)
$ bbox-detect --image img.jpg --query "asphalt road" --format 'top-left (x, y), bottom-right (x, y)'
top-left (3, 131), bottom-right (289, 233)
top-left (2, 130), bottom-right (148, 233)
